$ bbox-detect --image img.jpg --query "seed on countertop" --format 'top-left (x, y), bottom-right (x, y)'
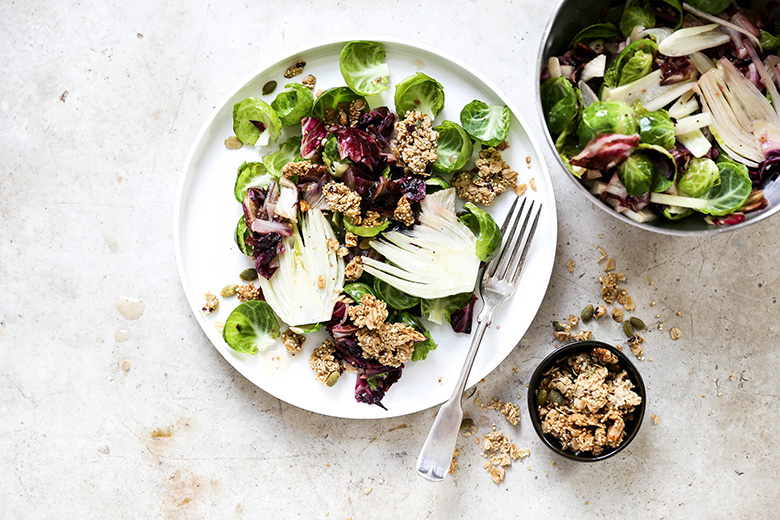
top-left (629, 317), bottom-right (646, 330)
top-left (262, 80), bottom-right (278, 95)
top-left (121, 359), bottom-right (131, 371)
top-left (670, 327), bottom-right (682, 340)
top-left (220, 284), bottom-right (238, 297)
top-left (548, 389), bottom-right (566, 407)
top-left (240, 268), bottom-right (258, 281)
top-left (460, 417), bottom-right (474, 431)
top-left (552, 321), bottom-right (567, 332)
top-left (224, 136), bottom-right (243, 149)
top-left (536, 389), bottom-right (549, 406)
top-left (612, 307), bottom-right (624, 323)
top-left (581, 304), bottom-right (594, 322)
top-left (568, 314), bottom-right (578, 328)
top-left (625, 295), bottom-right (636, 311)
top-left (623, 321), bottom-right (634, 338)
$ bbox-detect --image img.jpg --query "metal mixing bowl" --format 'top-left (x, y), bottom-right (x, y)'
top-left (536, 0), bottom-right (780, 236)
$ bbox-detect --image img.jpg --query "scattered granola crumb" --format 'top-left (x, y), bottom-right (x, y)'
top-left (393, 195), bottom-right (415, 226)
top-left (309, 340), bottom-right (342, 386)
top-left (202, 292), bottom-right (219, 314)
top-left (525, 155), bottom-right (532, 168)
top-left (616, 289), bottom-right (628, 306)
top-left (60, 90), bottom-right (69, 102)
top-left (452, 147), bottom-right (518, 205)
top-left (502, 401), bottom-right (521, 426)
top-left (315, 88), bottom-right (324, 98)
top-left (599, 272), bottom-right (623, 304)
top-left (651, 301), bottom-right (656, 306)
top-left (529, 177), bottom-right (537, 191)
top-left (624, 295), bottom-right (635, 311)
top-left (214, 321), bottom-right (225, 334)
top-left (301, 74), bottom-right (316, 89)
top-left (648, 277), bottom-right (654, 285)
top-left (596, 246), bottom-right (607, 263)
top-left (323, 182), bottom-right (362, 222)
top-left (568, 314), bottom-right (579, 328)
top-left (344, 256), bottom-right (363, 282)
top-left (652, 415), bottom-right (660, 425)
top-left (283, 59), bottom-right (306, 78)
top-left (281, 329), bottom-right (305, 353)
top-left (496, 140), bottom-right (510, 151)
top-left (236, 283), bottom-right (262, 302)
top-left (344, 231), bottom-right (358, 248)
top-left (121, 359), bottom-right (131, 372)
top-left (566, 259), bottom-right (575, 273)
top-left (513, 183), bottom-right (528, 196)
top-left (670, 327), bottom-right (682, 340)
top-left (676, 311), bottom-right (682, 316)
top-left (317, 275), bottom-right (326, 289)
top-left (481, 430), bottom-right (523, 484)
top-left (604, 257), bottom-right (616, 272)
top-left (449, 448), bottom-right (460, 474)
top-left (571, 330), bottom-right (593, 341)
top-left (364, 486), bottom-right (373, 495)
top-left (628, 335), bottom-right (645, 359)
top-left (391, 110), bottom-right (438, 176)
top-left (612, 307), bottom-right (624, 323)
top-left (593, 305), bottom-right (607, 319)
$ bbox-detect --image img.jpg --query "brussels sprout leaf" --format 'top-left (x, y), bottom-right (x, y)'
top-left (271, 83), bottom-right (314, 126)
top-left (394, 72), bottom-right (445, 120)
top-left (460, 100), bottom-right (511, 147)
top-left (232, 97), bottom-right (282, 146)
top-left (223, 300), bottom-right (280, 355)
top-left (339, 41), bottom-right (391, 96)
top-left (433, 120), bottom-right (474, 173)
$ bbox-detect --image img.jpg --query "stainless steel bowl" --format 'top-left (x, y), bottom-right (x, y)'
top-left (537, 0), bottom-right (780, 236)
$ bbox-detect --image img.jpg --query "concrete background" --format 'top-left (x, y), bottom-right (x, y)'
top-left (1, 0), bottom-right (778, 518)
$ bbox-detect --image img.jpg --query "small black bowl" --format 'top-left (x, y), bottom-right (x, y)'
top-left (527, 340), bottom-right (646, 462)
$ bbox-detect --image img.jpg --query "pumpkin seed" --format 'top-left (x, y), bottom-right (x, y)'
top-left (224, 136), bottom-right (243, 149)
top-left (460, 417), bottom-right (474, 431)
top-left (552, 320), bottom-right (567, 332)
top-left (536, 389), bottom-right (549, 406)
top-left (240, 268), bottom-right (258, 281)
top-left (325, 372), bottom-right (340, 387)
top-left (623, 320), bottom-right (634, 337)
top-left (262, 80), bottom-right (278, 95)
top-left (581, 304), bottom-right (594, 322)
top-left (549, 389), bottom-right (566, 407)
top-left (629, 316), bottom-right (646, 330)
top-left (220, 284), bottom-right (238, 297)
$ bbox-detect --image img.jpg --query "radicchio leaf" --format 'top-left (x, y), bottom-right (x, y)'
top-left (570, 134), bottom-right (640, 170)
top-left (757, 147), bottom-right (780, 186)
top-left (242, 187), bottom-right (292, 279)
top-left (301, 117), bottom-right (327, 160)
top-left (450, 294), bottom-right (477, 334)
top-left (356, 107), bottom-right (396, 148)
top-left (330, 126), bottom-right (385, 171)
top-left (395, 175), bottom-right (427, 202)
top-left (659, 56), bottom-right (696, 85)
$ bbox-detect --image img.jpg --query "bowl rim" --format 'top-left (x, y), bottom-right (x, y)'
top-left (526, 340), bottom-right (647, 462)
top-left (535, 0), bottom-right (779, 237)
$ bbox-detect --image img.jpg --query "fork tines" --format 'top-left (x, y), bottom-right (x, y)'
top-left (485, 198), bottom-right (542, 283)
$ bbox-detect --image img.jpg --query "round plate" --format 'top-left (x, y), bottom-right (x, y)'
top-left (174, 38), bottom-right (558, 419)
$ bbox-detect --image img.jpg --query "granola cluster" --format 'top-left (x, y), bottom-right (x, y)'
top-left (281, 160), bottom-right (327, 179)
top-left (202, 292), bottom-right (219, 314)
top-left (452, 147), bottom-right (518, 205)
top-left (344, 256), bottom-right (363, 282)
top-left (323, 182), bottom-right (362, 223)
top-left (283, 59), bottom-right (306, 78)
top-left (309, 340), bottom-right (343, 386)
top-left (391, 111), bottom-right (438, 176)
top-left (348, 294), bottom-right (426, 367)
top-left (281, 329), bottom-right (305, 353)
top-left (393, 195), bottom-right (415, 227)
top-left (481, 430), bottom-right (529, 484)
top-left (235, 283), bottom-right (262, 302)
top-left (536, 349), bottom-right (642, 456)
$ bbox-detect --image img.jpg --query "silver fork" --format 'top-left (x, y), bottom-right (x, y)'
top-left (415, 198), bottom-right (543, 482)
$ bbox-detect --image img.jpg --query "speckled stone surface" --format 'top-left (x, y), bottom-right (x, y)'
top-left (1, 1), bottom-right (779, 518)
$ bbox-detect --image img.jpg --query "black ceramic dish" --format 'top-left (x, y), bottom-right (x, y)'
top-left (527, 340), bottom-right (647, 462)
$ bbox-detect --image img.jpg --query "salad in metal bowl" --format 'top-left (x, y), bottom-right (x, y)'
top-left (221, 41), bottom-right (523, 409)
top-left (540, 0), bottom-right (780, 226)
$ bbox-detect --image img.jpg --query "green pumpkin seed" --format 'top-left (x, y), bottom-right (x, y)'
top-left (224, 136), bottom-right (243, 149)
top-left (220, 284), bottom-right (238, 297)
top-left (629, 316), bottom-right (646, 330)
top-left (536, 389), bottom-right (549, 406)
top-left (325, 372), bottom-right (340, 387)
top-left (552, 320), bottom-right (566, 332)
top-left (623, 320), bottom-right (634, 337)
top-left (262, 80), bottom-right (278, 95)
top-left (240, 268), bottom-right (258, 281)
top-left (581, 304), bottom-right (594, 322)
top-left (549, 389), bottom-right (566, 407)
top-left (460, 417), bottom-right (474, 431)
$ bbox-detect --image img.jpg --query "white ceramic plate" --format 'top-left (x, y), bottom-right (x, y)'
top-left (174, 38), bottom-right (557, 419)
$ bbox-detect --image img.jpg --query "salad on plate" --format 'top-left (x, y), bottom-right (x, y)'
top-left (217, 41), bottom-right (527, 409)
top-left (541, 0), bottom-right (780, 226)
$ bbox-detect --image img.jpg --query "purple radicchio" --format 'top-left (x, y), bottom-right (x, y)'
top-left (330, 126), bottom-right (386, 171)
top-left (570, 134), bottom-right (640, 170)
top-left (301, 117), bottom-right (328, 160)
top-left (395, 174), bottom-right (427, 202)
top-left (450, 294), bottom-right (478, 334)
top-left (356, 107), bottom-right (396, 148)
top-left (757, 144), bottom-right (780, 186)
top-left (659, 56), bottom-right (696, 85)
top-left (242, 186), bottom-right (293, 279)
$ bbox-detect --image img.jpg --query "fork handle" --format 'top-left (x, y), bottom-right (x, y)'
top-left (415, 309), bottom-right (493, 482)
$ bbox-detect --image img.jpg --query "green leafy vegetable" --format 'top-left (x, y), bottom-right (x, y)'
top-left (322, 134), bottom-right (350, 177)
top-left (637, 143), bottom-right (677, 193)
top-left (421, 292), bottom-right (474, 325)
top-left (343, 282), bottom-right (375, 302)
top-left (432, 121), bottom-right (474, 173)
top-left (678, 157), bottom-right (719, 197)
top-left (311, 87), bottom-right (367, 122)
top-left (394, 72), bottom-right (445, 119)
top-left (339, 41), bottom-right (391, 96)
top-left (373, 278), bottom-right (420, 311)
top-left (604, 39), bottom-right (658, 88)
top-left (343, 217), bottom-right (390, 237)
top-left (235, 216), bottom-right (253, 256)
top-left (570, 22), bottom-right (620, 46)
top-left (638, 109), bottom-right (675, 149)
top-left (652, 0), bottom-right (684, 29)
top-left (618, 152), bottom-right (655, 196)
top-left (290, 323), bottom-right (321, 334)
top-left (650, 162), bottom-right (752, 215)
top-left (577, 100), bottom-right (639, 145)
top-left (232, 97), bottom-right (282, 146)
top-left (460, 100), bottom-right (511, 147)
top-left (458, 202), bottom-right (502, 262)
top-left (234, 161), bottom-right (272, 202)
top-left (540, 77), bottom-right (581, 137)
top-left (391, 311), bottom-right (437, 361)
top-left (222, 300), bottom-right (280, 355)
top-left (425, 176), bottom-right (451, 193)
top-left (262, 136), bottom-right (302, 179)
top-left (760, 30), bottom-right (780, 51)
top-left (683, 0), bottom-right (732, 15)
top-left (271, 83), bottom-right (314, 126)
top-left (620, 6), bottom-right (656, 37)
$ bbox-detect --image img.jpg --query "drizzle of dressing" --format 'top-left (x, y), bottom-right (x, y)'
top-left (115, 297), bottom-right (144, 320)
top-left (115, 329), bottom-right (131, 342)
top-left (258, 347), bottom-right (292, 376)
top-left (412, 58), bottom-right (425, 70)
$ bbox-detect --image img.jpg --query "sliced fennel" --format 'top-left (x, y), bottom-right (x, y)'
top-left (256, 208), bottom-right (345, 326)
top-left (689, 52), bottom-right (716, 75)
top-left (603, 69), bottom-right (695, 111)
top-left (674, 113), bottom-right (712, 135)
top-left (676, 129), bottom-right (712, 158)
top-left (657, 24), bottom-right (730, 57)
top-left (362, 188), bottom-right (481, 299)
top-left (681, 3), bottom-right (762, 49)
top-left (668, 90), bottom-right (699, 119)
top-left (580, 55), bottom-right (607, 83)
